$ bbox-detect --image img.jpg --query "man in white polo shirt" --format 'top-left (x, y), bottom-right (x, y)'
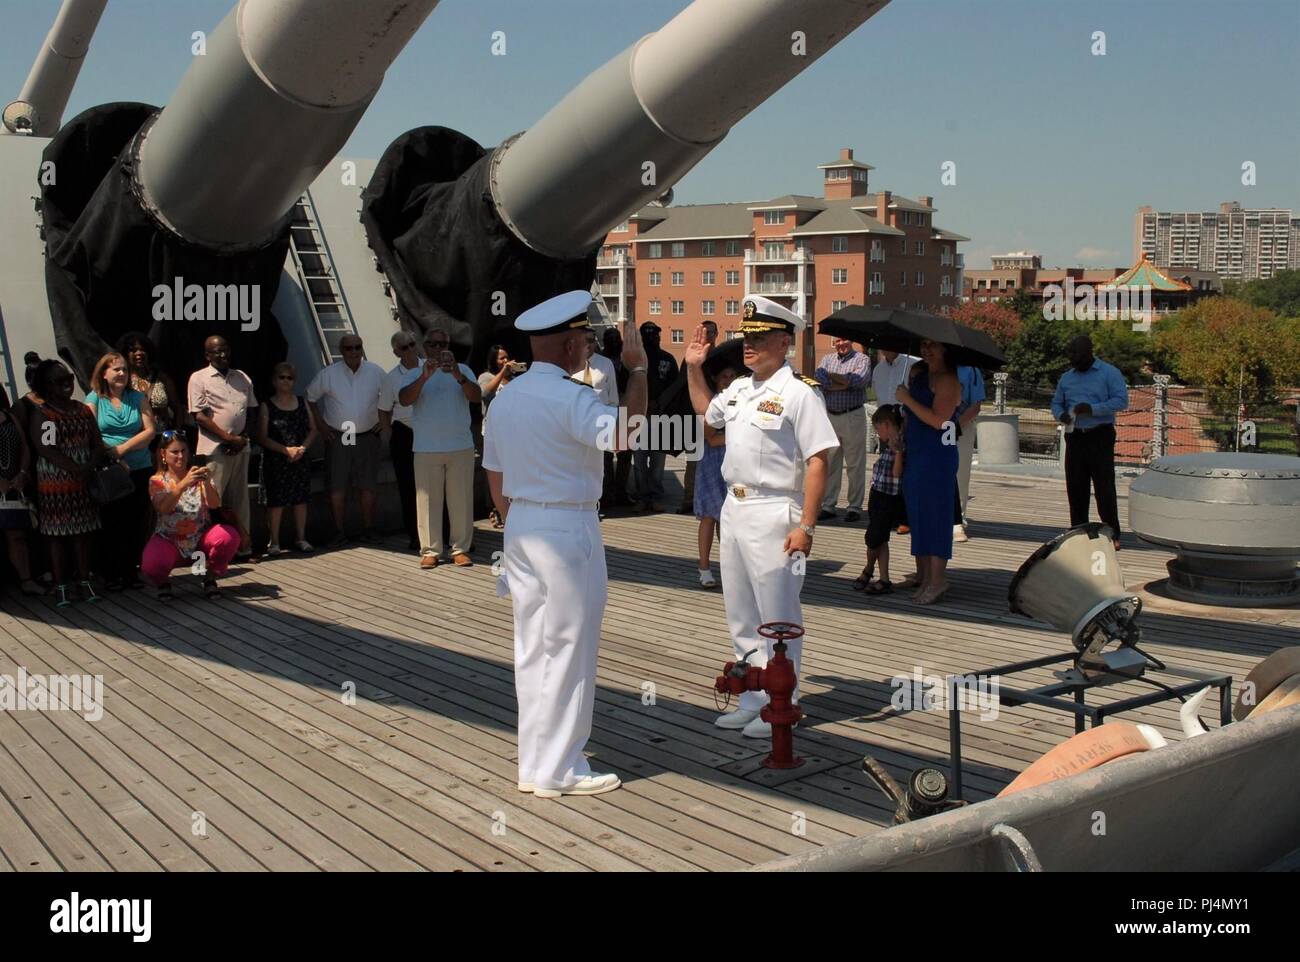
top-left (305, 333), bottom-right (386, 545)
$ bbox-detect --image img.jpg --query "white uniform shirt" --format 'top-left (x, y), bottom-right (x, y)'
top-left (305, 359), bottom-right (385, 433)
top-left (578, 352), bottom-right (619, 408)
top-left (705, 363), bottom-right (839, 493)
top-left (482, 362), bottom-right (617, 503)
top-left (378, 357), bottom-right (423, 428)
top-left (871, 354), bottom-right (918, 406)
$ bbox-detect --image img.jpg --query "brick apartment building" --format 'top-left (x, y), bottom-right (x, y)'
top-left (594, 148), bottom-right (968, 369)
top-left (964, 252), bottom-right (1221, 307)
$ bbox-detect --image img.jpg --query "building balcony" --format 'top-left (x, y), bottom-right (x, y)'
top-left (749, 281), bottom-right (813, 295)
top-left (596, 253), bottom-right (634, 268)
top-left (744, 249), bottom-right (815, 265)
top-left (596, 283), bottom-right (634, 296)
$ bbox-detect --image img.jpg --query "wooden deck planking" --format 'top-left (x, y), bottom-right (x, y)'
top-left (1, 467), bottom-right (1295, 871)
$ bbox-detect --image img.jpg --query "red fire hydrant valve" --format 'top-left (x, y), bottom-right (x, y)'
top-left (714, 621), bottom-right (806, 769)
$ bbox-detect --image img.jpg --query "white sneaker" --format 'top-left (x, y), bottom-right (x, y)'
top-left (952, 524), bottom-right (969, 543)
top-left (715, 708), bottom-right (760, 729)
top-left (533, 773), bottom-right (622, 798)
top-left (742, 715), bottom-right (799, 739)
top-left (698, 568), bottom-right (717, 588)
top-left (742, 716), bottom-right (772, 738)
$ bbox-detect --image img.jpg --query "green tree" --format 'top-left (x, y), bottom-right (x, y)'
top-left (1232, 269), bottom-right (1300, 318)
top-left (1156, 297), bottom-right (1300, 412)
top-left (1089, 321), bottom-right (1154, 383)
top-left (1004, 313), bottom-right (1081, 388)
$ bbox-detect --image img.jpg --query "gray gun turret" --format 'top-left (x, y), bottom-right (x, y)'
top-left (362, 0), bottom-right (891, 370)
top-left (38, 0), bottom-right (439, 391)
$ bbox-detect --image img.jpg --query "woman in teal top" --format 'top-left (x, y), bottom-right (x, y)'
top-left (86, 352), bottom-right (157, 590)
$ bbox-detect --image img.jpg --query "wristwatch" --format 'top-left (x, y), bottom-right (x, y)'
top-left (797, 523), bottom-right (815, 538)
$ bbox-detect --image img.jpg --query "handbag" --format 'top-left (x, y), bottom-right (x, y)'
top-left (0, 488), bottom-right (35, 530)
top-left (90, 461), bottom-right (135, 504)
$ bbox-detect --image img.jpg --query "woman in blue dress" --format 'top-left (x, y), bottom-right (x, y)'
top-left (895, 339), bottom-right (962, 605)
top-left (693, 364), bottom-right (741, 588)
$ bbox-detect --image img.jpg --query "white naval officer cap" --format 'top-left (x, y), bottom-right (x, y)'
top-left (516, 290), bottom-right (595, 336)
top-left (739, 295), bottom-right (804, 335)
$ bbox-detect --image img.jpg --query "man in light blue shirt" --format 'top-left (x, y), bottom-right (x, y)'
top-left (1051, 335), bottom-right (1128, 546)
top-left (953, 365), bottom-right (986, 540)
top-left (398, 329), bottom-right (483, 568)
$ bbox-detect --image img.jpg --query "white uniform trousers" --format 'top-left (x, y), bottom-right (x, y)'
top-left (821, 407), bottom-right (867, 512)
top-left (719, 494), bottom-right (805, 712)
top-left (502, 503), bottom-right (607, 791)
top-left (956, 425), bottom-right (976, 524)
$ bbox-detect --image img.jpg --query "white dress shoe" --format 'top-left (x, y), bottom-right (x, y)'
top-left (952, 524), bottom-right (969, 543)
top-left (533, 773), bottom-right (622, 798)
top-left (715, 708), bottom-right (760, 729)
top-left (517, 781), bottom-right (535, 793)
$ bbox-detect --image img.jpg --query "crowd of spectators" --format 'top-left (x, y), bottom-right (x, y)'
top-left (1, 322), bottom-right (1123, 612)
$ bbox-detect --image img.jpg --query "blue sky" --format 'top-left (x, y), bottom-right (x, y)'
top-left (3, 0), bottom-right (1297, 269)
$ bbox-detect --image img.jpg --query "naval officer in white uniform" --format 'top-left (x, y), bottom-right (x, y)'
top-left (483, 290), bottom-right (647, 797)
top-left (684, 296), bottom-right (839, 738)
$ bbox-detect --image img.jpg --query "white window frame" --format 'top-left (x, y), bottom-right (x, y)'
top-left (648, 271), bottom-right (661, 286)
top-left (725, 300), bottom-right (739, 315)
top-left (701, 241), bottom-right (715, 256)
top-left (832, 268), bottom-right (848, 285)
top-left (832, 236), bottom-right (848, 253)
top-left (701, 300), bottom-right (715, 315)
top-left (764, 210), bottom-right (784, 226)
top-left (671, 271), bottom-right (684, 286)
top-left (869, 272), bottom-right (884, 294)
top-left (648, 243), bottom-right (662, 259)
top-left (671, 329), bottom-right (684, 344)
top-left (915, 241), bottom-right (924, 255)
top-left (649, 300), bottom-right (662, 315)
top-left (725, 270), bottom-right (740, 286)
top-left (671, 242), bottom-right (686, 258)
top-left (671, 300), bottom-right (684, 315)
top-left (870, 239), bottom-right (884, 262)
top-left (701, 271), bottom-right (715, 286)
top-left (832, 300), bottom-right (847, 312)
top-left (725, 240), bottom-right (741, 256)
top-left (916, 271), bottom-right (924, 286)
top-left (764, 242), bottom-right (784, 261)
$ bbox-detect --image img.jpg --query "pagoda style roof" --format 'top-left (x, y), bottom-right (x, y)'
top-left (1100, 253), bottom-right (1191, 291)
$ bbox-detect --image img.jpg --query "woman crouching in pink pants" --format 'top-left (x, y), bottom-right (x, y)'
top-left (141, 431), bottom-right (241, 600)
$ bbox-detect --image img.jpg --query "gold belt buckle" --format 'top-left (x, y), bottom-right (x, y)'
top-left (732, 485), bottom-right (747, 499)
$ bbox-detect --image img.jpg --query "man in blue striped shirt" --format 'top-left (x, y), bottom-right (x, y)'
top-left (1051, 335), bottom-right (1128, 547)
top-left (815, 338), bottom-right (871, 522)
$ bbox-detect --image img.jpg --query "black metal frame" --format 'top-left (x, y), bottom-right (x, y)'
top-left (946, 652), bottom-right (1233, 800)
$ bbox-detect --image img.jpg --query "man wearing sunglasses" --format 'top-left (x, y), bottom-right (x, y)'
top-left (397, 328), bottom-right (481, 568)
top-left (378, 330), bottom-right (423, 551)
top-left (683, 296), bottom-right (837, 740)
top-left (305, 334), bottom-right (386, 545)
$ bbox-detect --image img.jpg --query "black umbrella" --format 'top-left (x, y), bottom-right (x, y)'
top-left (818, 306), bottom-right (1006, 369)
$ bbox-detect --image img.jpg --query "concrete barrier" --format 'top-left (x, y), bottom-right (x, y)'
top-left (753, 704), bottom-right (1300, 871)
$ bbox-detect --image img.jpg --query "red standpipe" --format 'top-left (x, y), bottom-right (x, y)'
top-left (714, 622), bottom-right (805, 769)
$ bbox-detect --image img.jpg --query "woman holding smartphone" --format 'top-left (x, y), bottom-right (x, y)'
top-left (141, 431), bottom-right (241, 600)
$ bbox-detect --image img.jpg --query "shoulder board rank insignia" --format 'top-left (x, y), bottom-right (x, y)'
top-left (757, 398), bottom-right (784, 416)
top-left (799, 374), bottom-right (821, 388)
top-left (564, 376), bottom-right (595, 389)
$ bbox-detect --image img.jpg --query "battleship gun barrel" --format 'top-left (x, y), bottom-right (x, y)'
top-left (4, 0), bottom-right (107, 136)
top-left (490, 0), bottom-right (891, 260)
top-left (132, 0), bottom-right (439, 250)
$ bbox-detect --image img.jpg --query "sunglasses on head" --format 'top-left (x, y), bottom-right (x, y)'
top-left (160, 430), bottom-right (183, 443)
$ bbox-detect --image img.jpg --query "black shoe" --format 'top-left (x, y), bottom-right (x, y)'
top-left (676, 504), bottom-right (694, 515)
top-left (844, 511), bottom-right (861, 523)
top-left (327, 533), bottom-right (348, 549)
top-left (817, 509), bottom-right (837, 521)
